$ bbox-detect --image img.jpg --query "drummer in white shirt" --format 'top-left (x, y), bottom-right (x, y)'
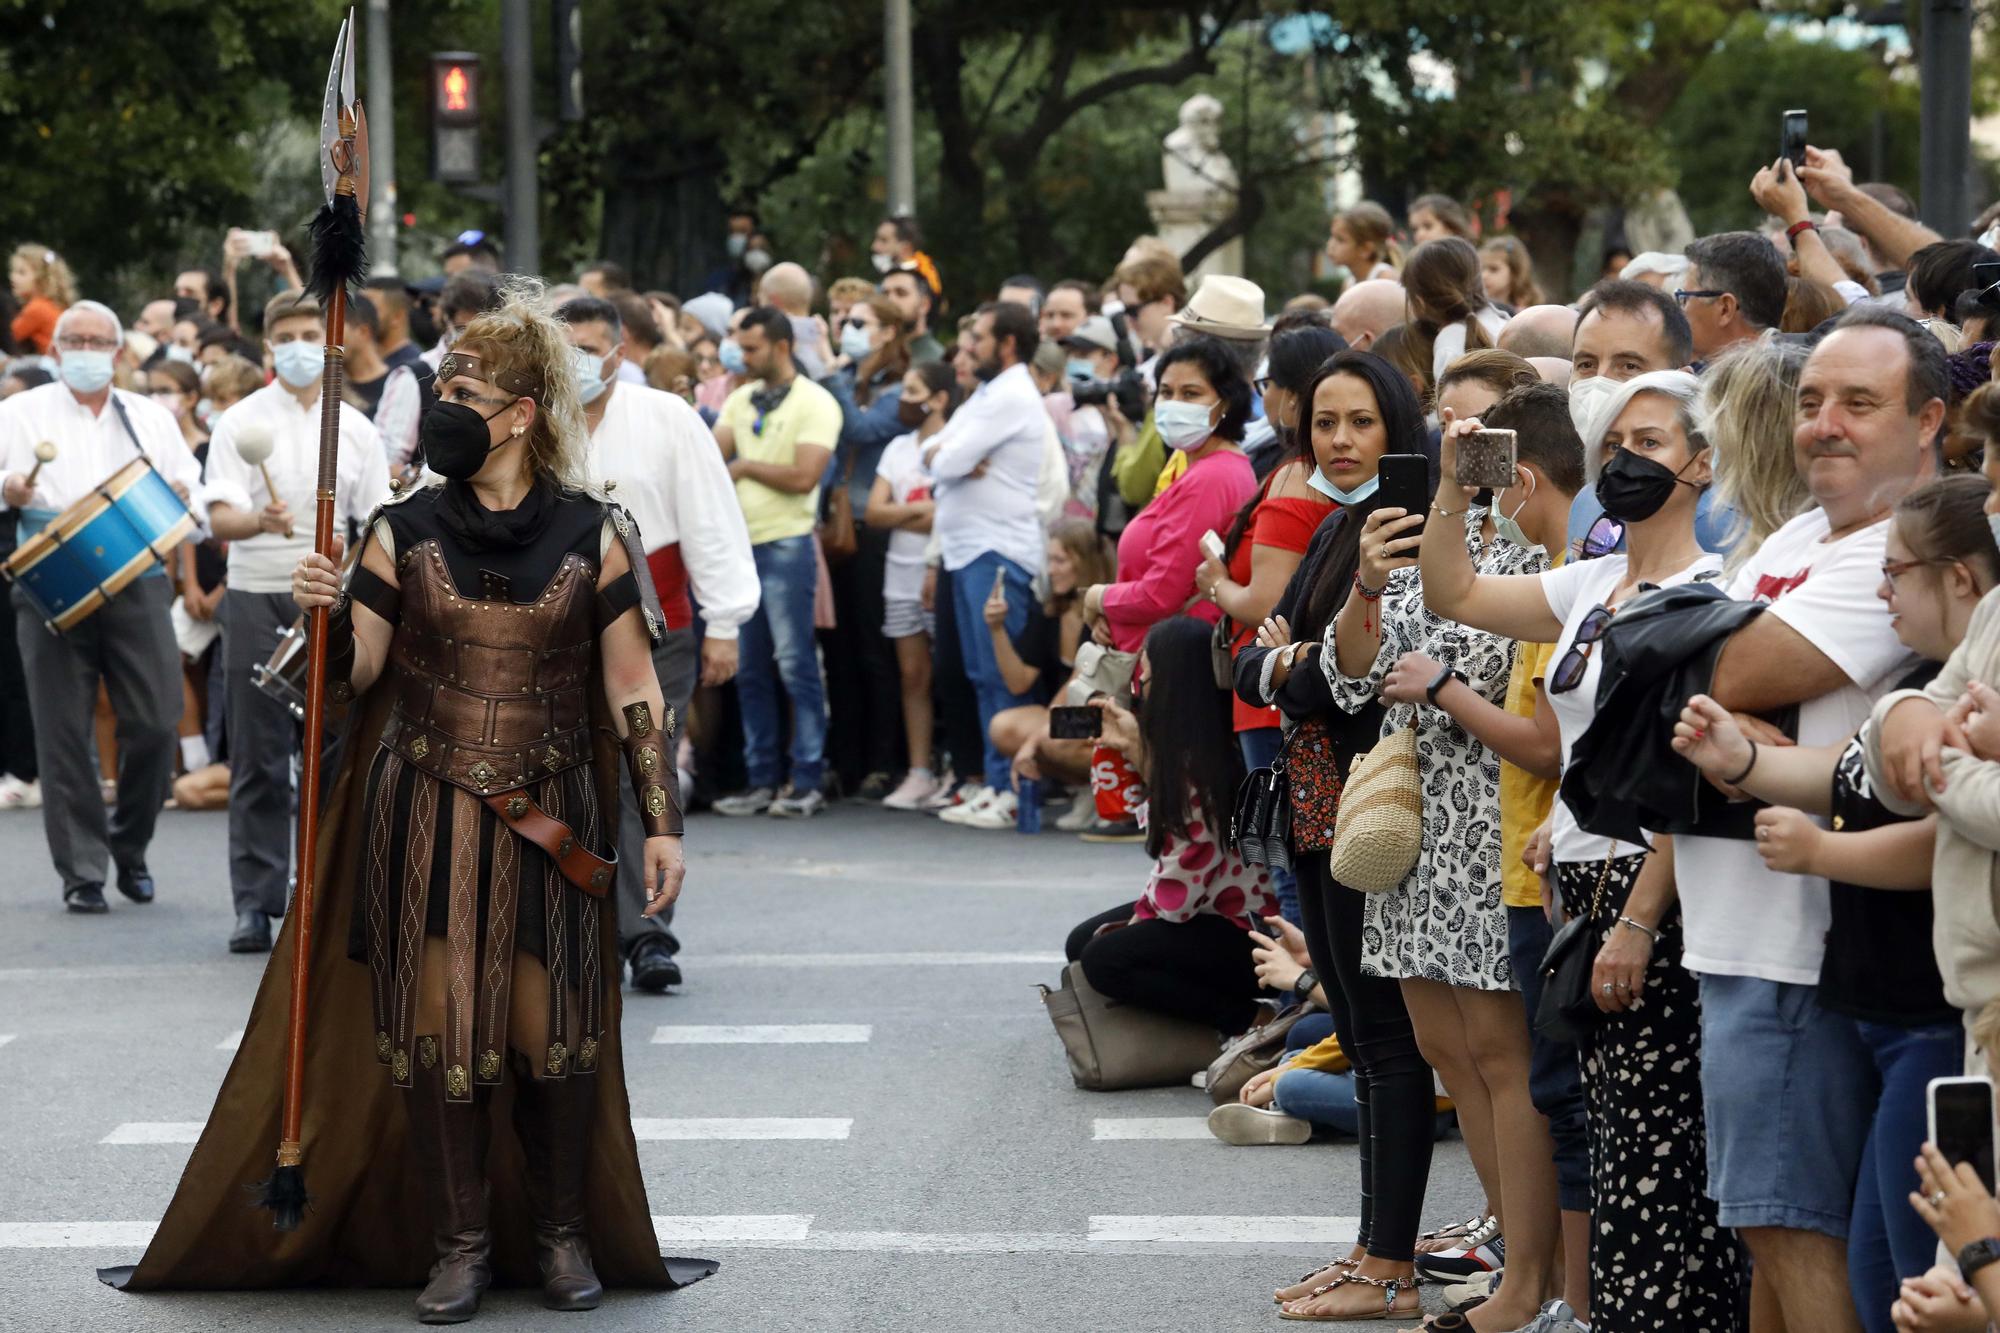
top-left (198, 291), bottom-right (390, 954)
top-left (557, 295), bottom-right (759, 993)
top-left (0, 300), bottom-right (203, 915)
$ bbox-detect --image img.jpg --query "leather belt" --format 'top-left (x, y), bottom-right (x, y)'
top-left (480, 788), bottom-right (614, 898)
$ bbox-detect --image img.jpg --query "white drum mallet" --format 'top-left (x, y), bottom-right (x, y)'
top-left (23, 440), bottom-right (56, 492)
top-left (233, 424), bottom-right (293, 538)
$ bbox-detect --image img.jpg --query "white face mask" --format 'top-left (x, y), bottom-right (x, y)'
top-left (871, 252), bottom-right (893, 274)
top-left (1153, 399), bottom-right (1216, 451)
top-left (1567, 374), bottom-right (1621, 454)
top-left (1493, 467), bottom-right (1541, 552)
top-left (569, 345), bottom-right (611, 405)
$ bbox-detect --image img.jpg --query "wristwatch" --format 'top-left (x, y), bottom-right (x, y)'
top-left (1291, 968), bottom-right (1318, 999)
top-left (1425, 666), bottom-right (1468, 705)
top-left (1960, 1237), bottom-right (2000, 1279)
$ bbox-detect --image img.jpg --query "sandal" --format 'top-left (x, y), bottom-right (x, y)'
top-left (1278, 1272), bottom-right (1419, 1323)
top-left (1274, 1256), bottom-right (1359, 1304)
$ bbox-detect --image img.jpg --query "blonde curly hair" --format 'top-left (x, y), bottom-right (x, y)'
top-left (446, 278), bottom-right (589, 490)
top-left (9, 242), bottom-right (77, 306)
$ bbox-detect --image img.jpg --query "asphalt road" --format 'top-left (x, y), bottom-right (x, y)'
top-left (0, 800), bottom-right (1480, 1332)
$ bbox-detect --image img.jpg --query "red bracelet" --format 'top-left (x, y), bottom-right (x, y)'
top-left (1353, 571), bottom-right (1384, 601)
top-left (1786, 219), bottom-right (1818, 240)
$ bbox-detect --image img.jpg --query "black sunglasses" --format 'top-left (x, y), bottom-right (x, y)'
top-left (1673, 288), bottom-right (1725, 306)
top-left (1579, 515), bottom-right (1624, 560)
top-left (1549, 604), bottom-right (1614, 695)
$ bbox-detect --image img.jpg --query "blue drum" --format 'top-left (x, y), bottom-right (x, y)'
top-left (4, 458), bottom-right (197, 633)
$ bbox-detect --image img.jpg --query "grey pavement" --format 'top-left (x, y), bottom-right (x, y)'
top-left (0, 800), bottom-right (1481, 1333)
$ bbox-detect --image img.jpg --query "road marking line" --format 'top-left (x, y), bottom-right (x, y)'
top-left (218, 1029), bottom-right (242, 1051)
top-left (684, 952), bottom-right (1063, 968)
top-left (102, 1123), bottom-right (204, 1145)
top-left (1088, 1215), bottom-right (1361, 1243)
top-left (652, 1215), bottom-right (813, 1242)
top-left (0, 1222), bottom-right (159, 1249)
top-left (651, 1025), bottom-right (872, 1045)
top-left (0, 1034), bottom-right (14, 1049)
top-left (630, 1118), bottom-right (852, 1140)
top-left (106, 1117), bottom-right (854, 1145)
top-left (1091, 1118), bottom-right (1214, 1140)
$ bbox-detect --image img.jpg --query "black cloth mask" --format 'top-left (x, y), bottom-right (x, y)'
top-left (420, 400), bottom-right (511, 481)
top-left (896, 398), bottom-right (928, 429)
top-left (1595, 448), bottom-right (1696, 523)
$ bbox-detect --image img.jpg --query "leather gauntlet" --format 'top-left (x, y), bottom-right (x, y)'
top-left (322, 595), bottom-right (357, 703)
top-left (622, 702), bottom-right (684, 838)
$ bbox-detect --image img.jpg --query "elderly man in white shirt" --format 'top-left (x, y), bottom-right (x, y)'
top-left (922, 301), bottom-right (1049, 826)
top-left (559, 295), bottom-right (759, 992)
top-left (199, 290), bottom-right (390, 953)
top-left (0, 300), bottom-right (203, 914)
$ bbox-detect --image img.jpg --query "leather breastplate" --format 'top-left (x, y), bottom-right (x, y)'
top-left (380, 539), bottom-right (598, 797)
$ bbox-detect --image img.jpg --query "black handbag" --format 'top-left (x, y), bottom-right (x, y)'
top-left (1232, 762), bottom-right (1292, 875)
top-left (1534, 855), bottom-right (1615, 1045)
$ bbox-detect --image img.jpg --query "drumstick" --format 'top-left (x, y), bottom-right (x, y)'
top-left (232, 424), bottom-right (295, 539)
top-left (23, 440), bottom-right (56, 490)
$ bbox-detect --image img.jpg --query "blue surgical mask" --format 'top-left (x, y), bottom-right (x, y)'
top-left (569, 344), bottom-right (609, 405)
top-left (58, 350), bottom-right (115, 394)
top-left (1153, 399), bottom-right (1215, 451)
top-left (718, 337), bottom-right (747, 376)
top-left (164, 343), bottom-right (196, 366)
top-left (839, 322), bottom-right (873, 360)
top-left (272, 341), bottom-right (325, 389)
top-left (1306, 467), bottom-right (1380, 506)
top-left (1493, 468), bottom-right (1541, 552)
top-left (1065, 357), bottom-right (1095, 382)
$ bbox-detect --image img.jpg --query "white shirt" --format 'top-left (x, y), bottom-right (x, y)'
top-left (1539, 551), bottom-right (1723, 865)
top-left (874, 431), bottom-right (933, 603)
top-left (201, 381), bottom-right (391, 593)
top-left (0, 381), bottom-right (203, 533)
top-left (374, 364), bottom-right (422, 470)
top-left (1429, 306), bottom-right (1509, 380)
top-left (615, 359), bottom-right (645, 384)
top-left (1675, 509), bottom-right (1917, 984)
top-left (582, 381), bottom-right (759, 640)
top-left (927, 363), bottom-right (1047, 574)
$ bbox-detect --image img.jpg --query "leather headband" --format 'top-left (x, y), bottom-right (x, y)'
top-left (437, 351), bottom-right (544, 401)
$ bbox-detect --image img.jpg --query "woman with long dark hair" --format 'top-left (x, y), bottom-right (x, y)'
top-left (1195, 323), bottom-right (1344, 923)
top-left (1233, 351), bottom-right (1437, 1323)
top-left (1063, 615), bottom-right (1275, 1034)
top-left (1405, 237), bottom-right (1506, 386)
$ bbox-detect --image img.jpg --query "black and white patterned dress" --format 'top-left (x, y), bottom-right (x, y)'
top-left (1326, 511), bottom-right (1544, 991)
top-left (1556, 855), bottom-right (1741, 1332)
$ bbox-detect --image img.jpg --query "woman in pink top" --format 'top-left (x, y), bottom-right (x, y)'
top-left (1062, 616), bottom-right (1276, 1034)
top-left (1081, 337), bottom-right (1257, 652)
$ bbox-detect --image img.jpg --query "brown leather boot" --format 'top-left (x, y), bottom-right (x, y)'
top-left (511, 1060), bottom-right (604, 1312)
top-left (402, 1058), bottom-right (493, 1323)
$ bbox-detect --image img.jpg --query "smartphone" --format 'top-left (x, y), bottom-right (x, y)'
top-left (1975, 261), bottom-right (2000, 293)
top-left (1929, 1075), bottom-right (1998, 1193)
top-left (1781, 109), bottom-right (1809, 171)
top-left (991, 568), bottom-right (1006, 599)
top-left (1455, 429), bottom-right (1518, 492)
top-left (245, 228), bottom-right (278, 258)
top-left (1376, 454), bottom-right (1430, 531)
top-left (1048, 706), bottom-right (1102, 741)
top-left (1200, 529), bottom-right (1226, 563)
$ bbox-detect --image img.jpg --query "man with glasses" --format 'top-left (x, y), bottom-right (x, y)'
top-left (1676, 231), bottom-right (1787, 363)
top-left (711, 307), bottom-right (841, 819)
top-left (199, 290), bottom-right (389, 954)
top-left (1678, 305), bottom-right (1942, 1333)
top-left (0, 301), bottom-right (204, 915)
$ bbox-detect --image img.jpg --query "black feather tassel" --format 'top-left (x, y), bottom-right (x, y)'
top-left (249, 1163), bottom-right (311, 1232)
top-left (305, 194), bottom-right (368, 307)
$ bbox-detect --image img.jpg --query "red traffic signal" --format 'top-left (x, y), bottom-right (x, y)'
top-left (431, 52), bottom-right (479, 126)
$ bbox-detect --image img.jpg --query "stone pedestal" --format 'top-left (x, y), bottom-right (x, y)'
top-left (1146, 189), bottom-right (1243, 280)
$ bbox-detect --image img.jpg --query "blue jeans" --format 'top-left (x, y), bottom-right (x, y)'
top-left (1848, 1018), bottom-right (1963, 1333)
top-left (949, 551), bottom-right (1039, 790)
top-left (1507, 905), bottom-right (1591, 1213)
top-left (736, 535), bottom-right (827, 790)
top-left (1238, 727), bottom-right (1301, 926)
top-left (1273, 1012), bottom-right (1361, 1134)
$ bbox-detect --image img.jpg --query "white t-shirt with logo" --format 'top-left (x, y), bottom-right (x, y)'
top-left (1539, 550), bottom-right (1724, 866)
top-left (1674, 509), bottom-right (1916, 984)
top-left (874, 431), bottom-right (933, 604)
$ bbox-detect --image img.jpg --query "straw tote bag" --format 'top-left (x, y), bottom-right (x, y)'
top-left (1327, 726), bottom-right (1422, 892)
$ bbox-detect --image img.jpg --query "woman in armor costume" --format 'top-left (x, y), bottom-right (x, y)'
top-left (101, 287), bottom-right (715, 1322)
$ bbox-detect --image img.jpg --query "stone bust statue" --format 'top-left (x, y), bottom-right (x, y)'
top-left (1162, 93), bottom-right (1236, 195)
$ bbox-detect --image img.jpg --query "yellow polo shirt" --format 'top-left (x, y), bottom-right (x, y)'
top-left (1499, 558), bottom-right (1564, 910)
top-left (719, 376), bottom-right (842, 545)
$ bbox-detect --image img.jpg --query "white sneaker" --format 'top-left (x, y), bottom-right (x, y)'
top-left (1439, 1270), bottom-right (1502, 1308)
top-left (1206, 1102), bottom-right (1313, 1146)
top-left (937, 785), bottom-right (995, 824)
top-left (712, 786), bottom-right (775, 817)
top-left (1054, 788), bottom-right (1097, 832)
top-left (768, 784), bottom-right (826, 818)
top-left (882, 770), bottom-right (943, 811)
top-left (956, 789), bottom-right (1017, 829)
top-left (919, 771), bottom-right (963, 811)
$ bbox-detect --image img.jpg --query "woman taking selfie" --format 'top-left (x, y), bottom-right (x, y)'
top-left (1233, 351), bottom-right (1438, 1324)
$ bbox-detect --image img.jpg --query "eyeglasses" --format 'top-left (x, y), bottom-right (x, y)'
top-left (1549, 604), bottom-right (1614, 695)
top-left (1673, 289), bottom-right (1725, 306)
top-left (1253, 377), bottom-right (1272, 395)
top-left (1881, 557), bottom-right (1947, 591)
top-left (1579, 515), bottom-right (1624, 560)
top-left (845, 317), bottom-right (867, 331)
top-left (57, 336), bottom-right (119, 352)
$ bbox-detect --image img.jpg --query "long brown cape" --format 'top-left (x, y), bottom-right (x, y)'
top-left (99, 664), bottom-right (717, 1292)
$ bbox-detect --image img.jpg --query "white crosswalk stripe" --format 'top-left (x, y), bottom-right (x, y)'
top-left (1088, 1215), bottom-right (1360, 1243)
top-left (650, 1024), bottom-right (872, 1044)
top-left (1091, 1117), bottom-right (1213, 1140)
top-left (102, 1122), bottom-right (203, 1145)
top-left (0, 1034), bottom-right (15, 1049)
top-left (217, 1029), bottom-right (242, 1051)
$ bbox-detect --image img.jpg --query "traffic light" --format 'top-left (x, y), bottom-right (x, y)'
top-left (553, 0), bottom-right (583, 122)
top-left (430, 52), bottom-right (481, 185)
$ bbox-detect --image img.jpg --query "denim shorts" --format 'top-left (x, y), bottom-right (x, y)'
top-left (1698, 973), bottom-right (1876, 1237)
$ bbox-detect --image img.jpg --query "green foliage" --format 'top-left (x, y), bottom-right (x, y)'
top-left (1661, 14), bottom-right (1923, 236)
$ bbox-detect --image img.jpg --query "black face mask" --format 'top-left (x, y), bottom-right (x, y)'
top-left (896, 398), bottom-right (929, 429)
top-left (1595, 448), bottom-right (1697, 523)
top-left (420, 400), bottom-right (511, 480)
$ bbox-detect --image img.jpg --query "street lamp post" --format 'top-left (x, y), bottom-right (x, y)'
top-left (884, 0), bottom-right (915, 219)
top-left (365, 0), bottom-right (398, 274)
top-left (501, 0), bottom-right (539, 274)
top-left (1917, 0), bottom-right (1973, 234)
